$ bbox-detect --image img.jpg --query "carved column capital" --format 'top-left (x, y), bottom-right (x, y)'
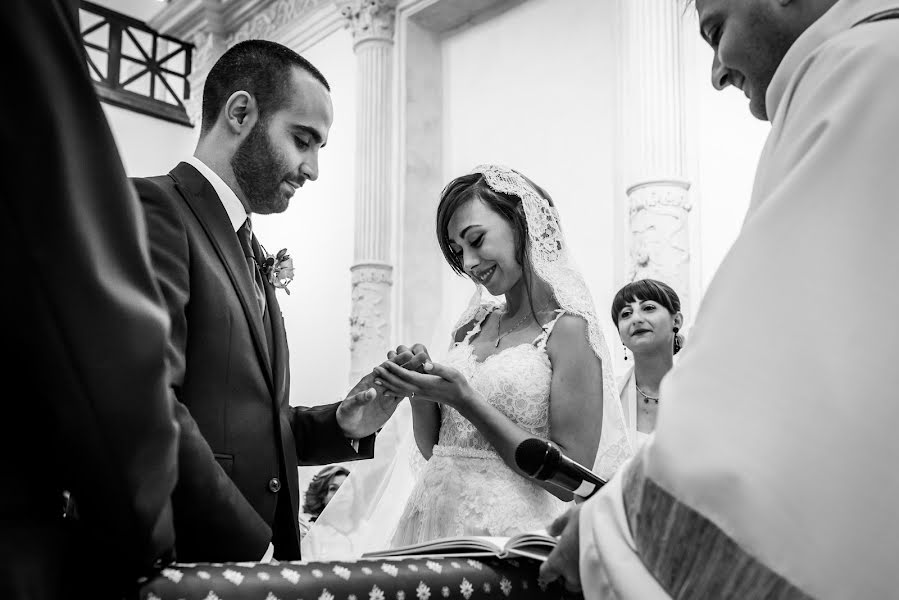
top-left (627, 179), bottom-right (693, 215)
top-left (348, 263), bottom-right (393, 382)
top-left (337, 0), bottom-right (398, 47)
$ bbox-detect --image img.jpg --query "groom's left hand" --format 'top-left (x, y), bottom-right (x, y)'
top-left (336, 346), bottom-right (428, 438)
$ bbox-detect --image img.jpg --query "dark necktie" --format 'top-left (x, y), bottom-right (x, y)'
top-left (237, 217), bottom-right (267, 316)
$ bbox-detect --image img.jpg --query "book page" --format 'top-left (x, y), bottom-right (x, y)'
top-left (363, 535), bottom-right (505, 559)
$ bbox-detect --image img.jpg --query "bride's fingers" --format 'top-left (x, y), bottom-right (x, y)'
top-left (419, 361), bottom-right (458, 382)
top-left (372, 365), bottom-right (415, 395)
top-left (381, 360), bottom-right (438, 385)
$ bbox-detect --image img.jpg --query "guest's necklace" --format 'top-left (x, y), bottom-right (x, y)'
top-left (635, 383), bottom-right (659, 404)
top-left (495, 304), bottom-right (549, 348)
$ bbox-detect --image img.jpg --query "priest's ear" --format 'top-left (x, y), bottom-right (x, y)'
top-left (223, 90), bottom-right (258, 135)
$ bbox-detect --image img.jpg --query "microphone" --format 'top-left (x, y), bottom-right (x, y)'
top-left (515, 438), bottom-right (606, 499)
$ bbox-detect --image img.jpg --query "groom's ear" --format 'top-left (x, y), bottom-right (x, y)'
top-left (223, 90), bottom-right (258, 135)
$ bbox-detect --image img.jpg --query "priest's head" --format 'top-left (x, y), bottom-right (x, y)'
top-left (692, 0), bottom-right (839, 120)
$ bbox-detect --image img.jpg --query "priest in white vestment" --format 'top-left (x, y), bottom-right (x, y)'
top-left (540, 0), bottom-right (899, 598)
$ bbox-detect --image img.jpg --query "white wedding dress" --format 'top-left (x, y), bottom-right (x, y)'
top-left (390, 305), bottom-right (570, 545)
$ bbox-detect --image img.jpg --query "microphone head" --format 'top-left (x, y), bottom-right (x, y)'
top-left (515, 438), bottom-right (561, 480)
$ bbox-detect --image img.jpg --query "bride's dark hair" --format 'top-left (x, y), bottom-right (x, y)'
top-left (436, 169), bottom-right (556, 332)
top-left (436, 170), bottom-right (555, 277)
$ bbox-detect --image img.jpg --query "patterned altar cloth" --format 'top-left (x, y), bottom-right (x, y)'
top-left (137, 555), bottom-right (566, 599)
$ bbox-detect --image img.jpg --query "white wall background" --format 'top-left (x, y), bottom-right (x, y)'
top-left (436, 0), bottom-right (621, 358)
top-left (102, 103), bottom-right (198, 176)
top-left (103, 0), bottom-right (770, 413)
top-left (102, 0), bottom-right (772, 502)
top-left (692, 41), bottom-right (770, 295)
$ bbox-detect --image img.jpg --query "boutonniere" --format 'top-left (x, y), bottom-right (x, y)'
top-left (259, 247), bottom-right (295, 294)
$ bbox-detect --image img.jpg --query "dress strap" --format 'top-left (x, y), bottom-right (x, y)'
top-left (457, 304), bottom-right (499, 345)
top-left (533, 309), bottom-right (567, 350)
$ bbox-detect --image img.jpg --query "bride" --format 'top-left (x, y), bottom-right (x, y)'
top-left (373, 165), bottom-right (632, 544)
top-left (302, 165), bottom-right (631, 554)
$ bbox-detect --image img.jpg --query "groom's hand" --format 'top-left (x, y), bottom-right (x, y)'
top-left (336, 345), bottom-right (430, 439)
top-left (388, 344), bottom-right (431, 374)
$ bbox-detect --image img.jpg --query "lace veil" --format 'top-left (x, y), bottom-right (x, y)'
top-left (301, 165), bottom-right (632, 560)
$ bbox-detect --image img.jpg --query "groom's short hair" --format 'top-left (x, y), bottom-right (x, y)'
top-left (200, 39), bottom-right (330, 135)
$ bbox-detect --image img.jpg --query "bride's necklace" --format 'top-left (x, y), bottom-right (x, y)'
top-left (494, 304), bottom-right (549, 348)
top-left (635, 383), bottom-right (659, 404)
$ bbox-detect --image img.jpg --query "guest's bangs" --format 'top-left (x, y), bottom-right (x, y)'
top-left (611, 279), bottom-right (681, 326)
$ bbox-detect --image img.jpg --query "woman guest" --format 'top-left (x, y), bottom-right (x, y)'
top-left (611, 279), bottom-right (684, 449)
top-left (299, 465), bottom-right (348, 538)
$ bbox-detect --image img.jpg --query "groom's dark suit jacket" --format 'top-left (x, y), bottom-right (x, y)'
top-left (133, 162), bottom-right (374, 562)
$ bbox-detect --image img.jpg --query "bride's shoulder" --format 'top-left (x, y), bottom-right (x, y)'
top-left (544, 312), bottom-right (592, 354)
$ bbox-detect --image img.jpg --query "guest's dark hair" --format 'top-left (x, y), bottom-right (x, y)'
top-left (200, 39), bottom-right (330, 135)
top-left (302, 465), bottom-right (349, 518)
top-left (611, 279), bottom-right (683, 354)
top-left (611, 279), bottom-right (681, 326)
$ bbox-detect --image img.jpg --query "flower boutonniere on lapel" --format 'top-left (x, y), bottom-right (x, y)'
top-left (259, 247), bottom-right (295, 294)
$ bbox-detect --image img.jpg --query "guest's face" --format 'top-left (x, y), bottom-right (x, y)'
top-left (323, 473), bottom-right (346, 507)
top-left (696, 0), bottom-right (798, 120)
top-left (616, 298), bottom-right (680, 355)
top-left (447, 197), bottom-right (523, 296)
top-left (232, 67), bottom-right (333, 214)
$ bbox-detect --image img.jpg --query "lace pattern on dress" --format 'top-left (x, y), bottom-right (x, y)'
top-left (391, 303), bottom-right (568, 546)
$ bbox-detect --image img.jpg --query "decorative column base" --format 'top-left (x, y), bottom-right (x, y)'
top-left (349, 262), bottom-right (393, 384)
top-left (626, 179), bottom-right (692, 305)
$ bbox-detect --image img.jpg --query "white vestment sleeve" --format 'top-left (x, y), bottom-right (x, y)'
top-left (579, 453), bottom-right (668, 600)
top-left (580, 3), bottom-right (899, 598)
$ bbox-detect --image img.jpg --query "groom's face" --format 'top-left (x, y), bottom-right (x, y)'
top-left (232, 67), bottom-right (333, 214)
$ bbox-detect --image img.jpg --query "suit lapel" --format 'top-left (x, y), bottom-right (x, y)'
top-left (261, 273), bottom-right (289, 407)
top-left (169, 162), bottom-right (275, 393)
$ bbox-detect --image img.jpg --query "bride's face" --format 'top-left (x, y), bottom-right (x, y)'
top-left (447, 196), bottom-right (523, 295)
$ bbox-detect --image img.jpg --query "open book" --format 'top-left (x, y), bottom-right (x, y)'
top-left (362, 530), bottom-right (557, 562)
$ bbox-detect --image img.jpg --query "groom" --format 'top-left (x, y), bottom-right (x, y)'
top-left (133, 40), bottom-right (406, 562)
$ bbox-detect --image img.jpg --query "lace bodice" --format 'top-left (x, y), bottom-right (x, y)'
top-left (436, 305), bottom-right (562, 454)
top-left (390, 304), bottom-right (570, 546)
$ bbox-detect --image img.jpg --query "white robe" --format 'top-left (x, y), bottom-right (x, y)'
top-left (580, 1), bottom-right (899, 598)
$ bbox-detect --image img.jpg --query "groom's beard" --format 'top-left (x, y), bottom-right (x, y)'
top-left (232, 119), bottom-right (292, 215)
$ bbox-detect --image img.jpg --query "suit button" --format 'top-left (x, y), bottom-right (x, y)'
top-left (268, 477), bottom-right (281, 493)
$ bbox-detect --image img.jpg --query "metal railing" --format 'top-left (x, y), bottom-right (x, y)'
top-left (80, 1), bottom-right (193, 126)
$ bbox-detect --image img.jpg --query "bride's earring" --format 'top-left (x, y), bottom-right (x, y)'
top-left (623, 344), bottom-right (629, 361)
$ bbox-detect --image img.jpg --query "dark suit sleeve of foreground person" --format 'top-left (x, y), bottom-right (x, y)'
top-left (0, 0), bottom-right (179, 598)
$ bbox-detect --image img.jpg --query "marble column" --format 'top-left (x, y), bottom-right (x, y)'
top-left (339, 0), bottom-right (397, 383)
top-left (617, 0), bottom-right (693, 314)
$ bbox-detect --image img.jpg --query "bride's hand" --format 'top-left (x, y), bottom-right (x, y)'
top-left (372, 360), bottom-right (479, 412)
